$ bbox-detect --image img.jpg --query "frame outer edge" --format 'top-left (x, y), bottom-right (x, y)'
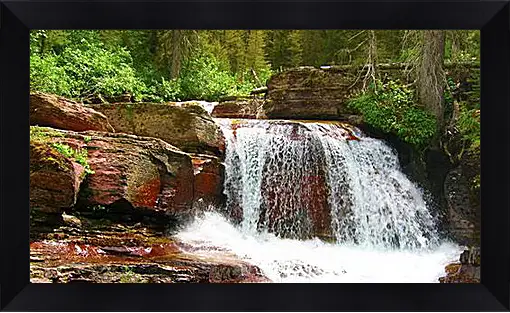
top-left (0, 2), bottom-right (30, 310)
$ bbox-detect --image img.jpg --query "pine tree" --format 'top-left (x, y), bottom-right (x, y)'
top-left (225, 30), bottom-right (247, 76)
top-left (246, 30), bottom-right (270, 85)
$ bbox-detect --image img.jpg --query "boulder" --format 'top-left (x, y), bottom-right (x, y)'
top-left (439, 247), bottom-right (480, 283)
top-left (30, 127), bottom-right (195, 221)
top-left (191, 154), bottom-right (225, 210)
top-left (212, 98), bottom-right (264, 119)
top-left (88, 102), bottom-right (225, 157)
top-left (263, 67), bottom-right (360, 120)
top-left (30, 93), bottom-right (114, 132)
top-left (30, 136), bottom-right (86, 214)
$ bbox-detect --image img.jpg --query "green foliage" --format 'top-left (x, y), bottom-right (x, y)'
top-left (179, 52), bottom-right (239, 101)
top-left (30, 126), bottom-right (65, 142)
top-left (30, 36), bottom-right (145, 101)
top-left (457, 104), bottom-right (480, 152)
top-left (30, 30), bottom-right (479, 103)
top-left (348, 80), bottom-right (437, 148)
top-left (30, 53), bottom-right (73, 97)
top-left (51, 142), bottom-right (94, 175)
top-left (58, 40), bottom-right (144, 100)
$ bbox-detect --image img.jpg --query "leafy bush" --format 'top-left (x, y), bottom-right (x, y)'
top-left (57, 40), bottom-right (145, 100)
top-left (348, 80), bottom-right (437, 149)
top-left (179, 53), bottom-right (238, 101)
top-left (458, 104), bottom-right (480, 152)
top-left (30, 31), bottom-right (265, 102)
top-left (30, 53), bottom-right (73, 97)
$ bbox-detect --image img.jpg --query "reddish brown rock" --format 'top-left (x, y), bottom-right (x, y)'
top-left (30, 93), bottom-right (114, 132)
top-left (439, 247), bottom-right (480, 283)
top-left (30, 221), bottom-right (270, 283)
top-left (211, 98), bottom-right (263, 119)
top-left (30, 126), bottom-right (195, 219)
top-left (89, 102), bottom-right (225, 157)
top-left (30, 137), bottom-right (86, 214)
top-left (258, 122), bottom-right (332, 240)
top-left (191, 154), bottom-right (225, 210)
top-left (263, 67), bottom-right (360, 120)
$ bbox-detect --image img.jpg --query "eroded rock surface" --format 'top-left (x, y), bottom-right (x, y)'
top-left (89, 102), bottom-right (225, 157)
top-left (30, 126), bottom-right (194, 222)
top-left (30, 218), bottom-right (269, 283)
top-left (30, 93), bottom-right (114, 132)
top-left (444, 150), bottom-right (480, 246)
top-left (191, 154), bottom-right (225, 210)
top-left (212, 97), bottom-right (264, 119)
top-left (30, 137), bottom-right (86, 214)
top-left (264, 67), bottom-right (360, 120)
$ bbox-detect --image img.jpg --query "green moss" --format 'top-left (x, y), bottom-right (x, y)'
top-left (30, 127), bottom-right (94, 176)
top-left (30, 141), bottom-right (71, 172)
top-left (124, 103), bottom-right (134, 122)
top-left (30, 126), bottom-right (65, 142)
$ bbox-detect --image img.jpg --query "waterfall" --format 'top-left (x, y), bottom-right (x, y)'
top-left (177, 118), bottom-right (460, 283)
top-left (218, 118), bottom-right (439, 249)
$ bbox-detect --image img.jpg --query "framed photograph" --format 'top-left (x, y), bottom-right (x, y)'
top-left (1, 0), bottom-right (509, 311)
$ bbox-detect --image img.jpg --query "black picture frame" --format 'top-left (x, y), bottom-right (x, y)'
top-left (1, 0), bottom-right (509, 311)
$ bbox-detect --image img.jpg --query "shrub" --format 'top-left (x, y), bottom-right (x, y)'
top-left (179, 53), bottom-right (238, 101)
top-left (348, 80), bottom-right (437, 149)
top-left (30, 53), bottom-right (73, 97)
top-left (457, 104), bottom-right (480, 152)
top-left (58, 40), bottom-right (145, 100)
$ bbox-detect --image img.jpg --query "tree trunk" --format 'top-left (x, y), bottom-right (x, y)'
top-left (170, 30), bottom-right (183, 79)
top-left (418, 31), bottom-right (446, 136)
top-left (363, 30), bottom-right (378, 90)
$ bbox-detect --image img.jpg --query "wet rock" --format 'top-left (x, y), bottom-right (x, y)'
top-left (89, 102), bottom-right (225, 157)
top-left (30, 126), bottom-right (195, 222)
top-left (191, 154), bottom-right (225, 210)
top-left (439, 247), bottom-right (480, 283)
top-left (30, 92), bottom-right (114, 132)
top-left (30, 221), bottom-right (269, 284)
top-left (444, 165), bottom-right (480, 245)
top-left (257, 122), bottom-right (332, 239)
top-left (62, 213), bottom-right (82, 228)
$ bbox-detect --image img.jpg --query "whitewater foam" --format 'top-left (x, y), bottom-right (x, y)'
top-left (176, 212), bottom-right (462, 283)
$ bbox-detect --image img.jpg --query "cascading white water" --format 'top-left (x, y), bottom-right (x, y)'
top-left (304, 123), bottom-right (439, 249)
top-left (176, 118), bottom-right (462, 282)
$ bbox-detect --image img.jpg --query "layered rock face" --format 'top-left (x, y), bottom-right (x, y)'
top-left (191, 154), bottom-right (225, 210)
top-left (30, 127), bottom-right (195, 222)
top-left (29, 94), bottom-right (263, 283)
top-left (30, 137), bottom-right (86, 214)
top-left (30, 215), bottom-right (269, 283)
top-left (30, 93), bottom-right (115, 132)
top-left (211, 97), bottom-right (264, 119)
top-left (89, 102), bottom-right (225, 157)
top-left (443, 149), bottom-right (480, 246)
top-left (263, 66), bottom-right (361, 120)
